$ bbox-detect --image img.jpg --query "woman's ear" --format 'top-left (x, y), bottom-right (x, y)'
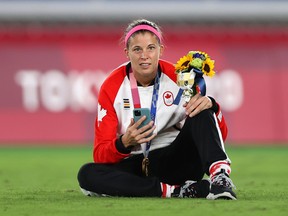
top-left (124, 48), bottom-right (129, 58)
top-left (160, 45), bottom-right (164, 57)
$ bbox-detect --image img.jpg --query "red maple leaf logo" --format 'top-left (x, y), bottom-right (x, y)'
top-left (165, 93), bottom-right (171, 99)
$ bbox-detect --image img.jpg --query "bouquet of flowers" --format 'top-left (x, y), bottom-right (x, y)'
top-left (175, 51), bottom-right (216, 102)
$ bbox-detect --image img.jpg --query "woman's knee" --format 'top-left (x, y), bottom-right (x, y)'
top-left (77, 163), bottom-right (95, 187)
top-left (194, 109), bottom-right (214, 120)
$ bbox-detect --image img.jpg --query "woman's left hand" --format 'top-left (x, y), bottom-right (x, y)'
top-left (183, 93), bottom-right (212, 117)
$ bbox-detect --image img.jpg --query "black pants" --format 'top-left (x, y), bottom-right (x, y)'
top-left (77, 109), bottom-right (228, 197)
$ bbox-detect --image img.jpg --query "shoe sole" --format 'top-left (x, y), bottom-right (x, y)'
top-left (80, 187), bottom-right (110, 197)
top-left (206, 191), bottom-right (237, 200)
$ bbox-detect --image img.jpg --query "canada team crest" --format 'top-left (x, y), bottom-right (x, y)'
top-left (163, 91), bottom-right (174, 106)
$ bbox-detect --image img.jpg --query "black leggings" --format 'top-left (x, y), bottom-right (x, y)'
top-left (77, 109), bottom-right (228, 197)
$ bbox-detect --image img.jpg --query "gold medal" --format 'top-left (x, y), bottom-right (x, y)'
top-left (142, 157), bottom-right (149, 176)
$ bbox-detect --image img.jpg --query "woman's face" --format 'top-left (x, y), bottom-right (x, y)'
top-left (125, 31), bottom-right (164, 80)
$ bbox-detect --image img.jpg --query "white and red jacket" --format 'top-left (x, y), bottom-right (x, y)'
top-left (94, 60), bottom-right (228, 163)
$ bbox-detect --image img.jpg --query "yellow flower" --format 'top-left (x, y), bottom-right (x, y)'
top-left (202, 57), bottom-right (215, 77)
top-left (175, 54), bottom-right (192, 72)
top-left (175, 50), bottom-right (216, 77)
top-left (199, 51), bottom-right (208, 59)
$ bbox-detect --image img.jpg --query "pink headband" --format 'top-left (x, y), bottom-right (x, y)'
top-left (124, 24), bottom-right (162, 46)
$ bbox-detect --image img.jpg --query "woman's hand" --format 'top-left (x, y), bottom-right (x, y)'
top-left (183, 93), bottom-right (212, 117)
top-left (121, 116), bottom-right (156, 148)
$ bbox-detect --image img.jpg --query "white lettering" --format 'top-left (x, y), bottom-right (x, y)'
top-left (40, 70), bottom-right (68, 112)
top-left (14, 70), bottom-right (40, 112)
top-left (206, 69), bottom-right (244, 112)
top-left (69, 70), bottom-right (104, 112)
top-left (15, 69), bottom-right (107, 112)
top-left (15, 69), bottom-right (243, 113)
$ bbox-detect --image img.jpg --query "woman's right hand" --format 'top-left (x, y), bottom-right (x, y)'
top-left (121, 116), bottom-right (156, 148)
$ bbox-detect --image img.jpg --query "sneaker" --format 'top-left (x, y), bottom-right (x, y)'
top-left (171, 179), bottom-right (210, 198)
top-left (80, 187), bottom-right (110, 197)
top-left (206, 169), bottom-right (237, 200)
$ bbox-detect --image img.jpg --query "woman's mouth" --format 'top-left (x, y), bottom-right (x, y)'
top-left (140, 63), bottom-right (150, 68)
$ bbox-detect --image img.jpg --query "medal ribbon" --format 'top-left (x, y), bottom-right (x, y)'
top-left (129, 67), bottom-right (160, 176)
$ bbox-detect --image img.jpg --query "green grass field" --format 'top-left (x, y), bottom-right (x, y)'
top-left (0, 145), bottom-right (288, 216)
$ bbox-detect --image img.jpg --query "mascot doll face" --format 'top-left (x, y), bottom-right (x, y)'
top-left (177, 69), bottom-right (196, 90)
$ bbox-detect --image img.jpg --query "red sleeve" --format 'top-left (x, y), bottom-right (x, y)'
top-left (215, 102), bottom-right (228, 141)
top-left (93, 67), bottom-right (130, 163)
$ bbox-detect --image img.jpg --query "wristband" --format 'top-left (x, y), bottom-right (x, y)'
top-left (208, 96), bottom-right (219, 113)
top-left (115, 134), bottom-right (132, 154)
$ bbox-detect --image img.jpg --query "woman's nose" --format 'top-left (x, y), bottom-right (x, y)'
top-left (141, 50), bottom-right (147, 59)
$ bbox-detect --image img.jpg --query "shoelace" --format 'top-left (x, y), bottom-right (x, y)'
top-left (212, 173), bottom-right (236, 189)
top-left (179, 181), bottom-right (197, 198)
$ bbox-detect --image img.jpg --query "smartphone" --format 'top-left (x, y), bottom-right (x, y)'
top-left (133, 108), bottom-right (152, 129)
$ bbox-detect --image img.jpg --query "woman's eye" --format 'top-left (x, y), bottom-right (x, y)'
top-left (133, 47), bottom-right (141, 52)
